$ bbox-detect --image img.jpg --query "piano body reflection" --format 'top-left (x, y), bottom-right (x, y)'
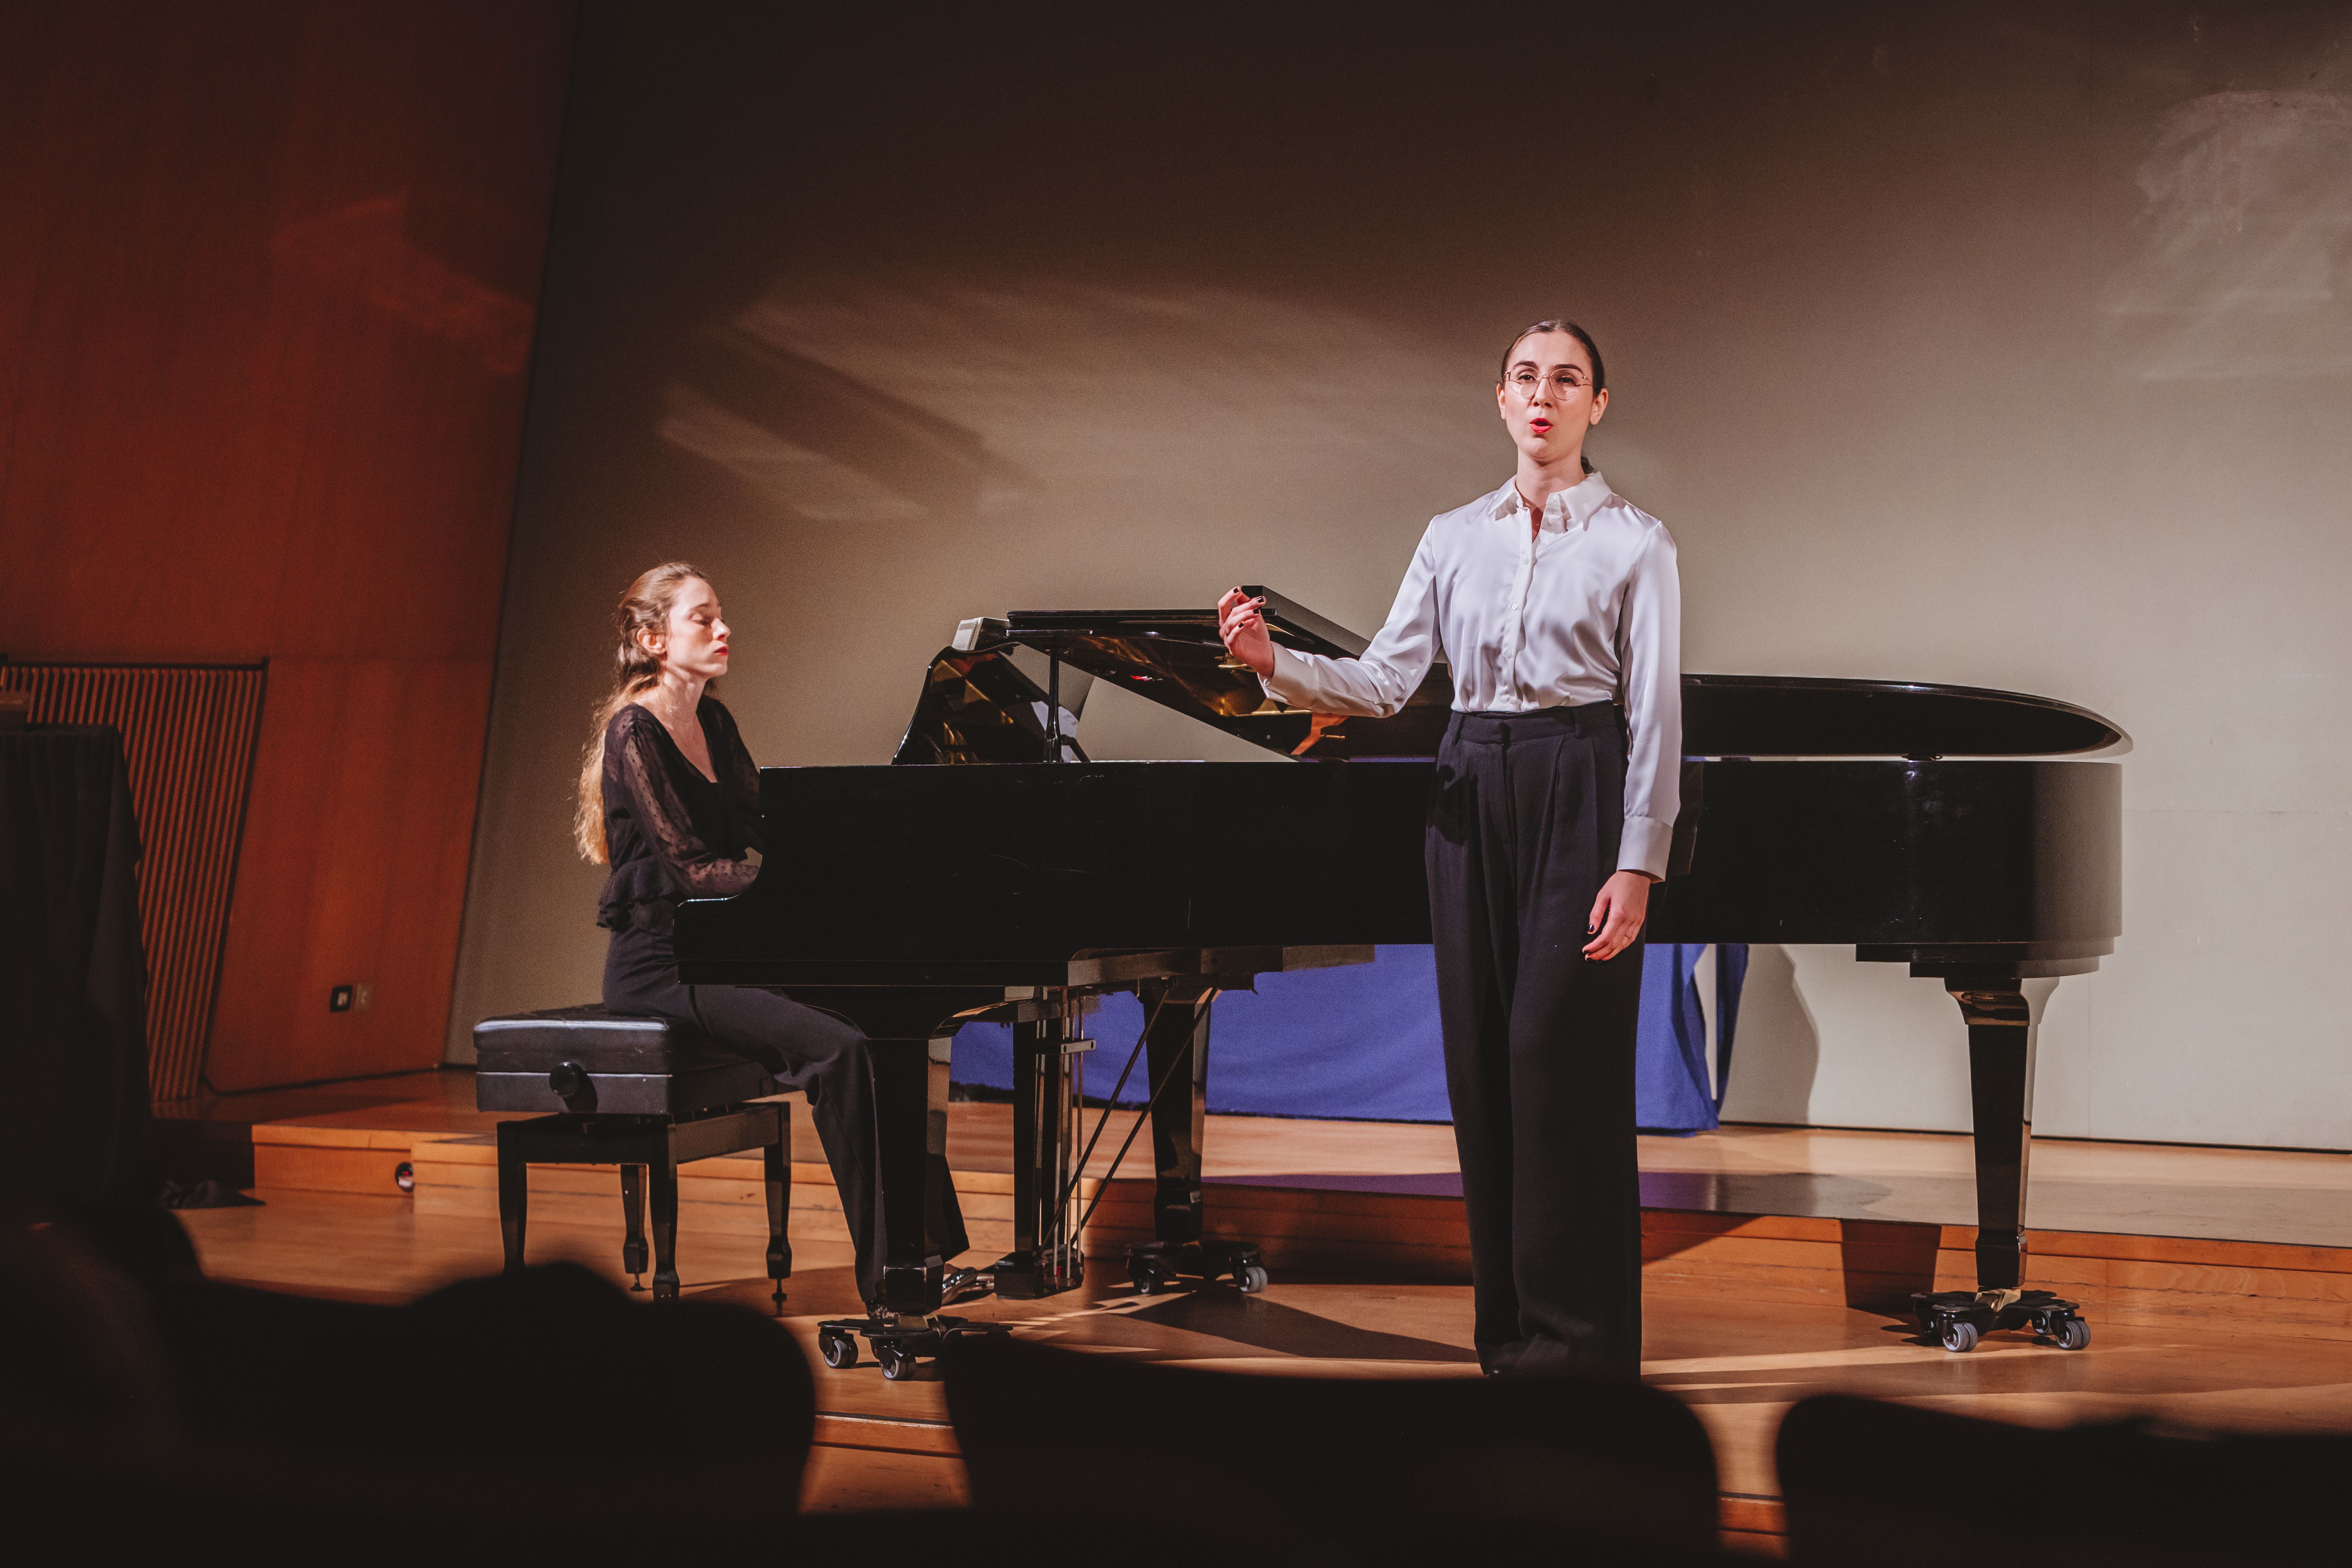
top-left (675, 589), bottom-right (2123, 1363)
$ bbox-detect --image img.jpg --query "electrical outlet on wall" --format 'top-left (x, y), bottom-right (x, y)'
top-left (329, 984), bottom-right (354, 1013)
top-left (355, 982), bottom-right (373, 1012)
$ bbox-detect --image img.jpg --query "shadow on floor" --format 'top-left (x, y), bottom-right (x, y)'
top-left (1088, 1286), bottom-right (1481, 1365)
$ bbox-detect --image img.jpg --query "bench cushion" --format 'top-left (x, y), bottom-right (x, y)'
top-left (473, 1005), bottom-right (776, 1116)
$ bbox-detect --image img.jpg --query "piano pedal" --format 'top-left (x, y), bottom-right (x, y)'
top-left (1913, 1288), bottom-right (2086, 1353)
top-left (939, 1265), bottom-right (992, 1304)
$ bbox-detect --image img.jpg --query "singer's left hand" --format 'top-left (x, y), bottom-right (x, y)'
top-left (1583, 870), bottom-right (1653, 961)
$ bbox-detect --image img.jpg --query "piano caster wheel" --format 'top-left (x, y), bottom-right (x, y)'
top-left (629, 1275), bottom-right (646, 1293)
top-left (1130, 1262), bottom-right (1166, 1296)
top-left (878, 1344), bottom-right (916, 1381)
top-left (1941, 1320), bottom-right (1980, 1354)
top-left (1235, 1264), bottom-right (1269, 1294)
top-left (2052, 1317), bottom-right (2090, 1351)
top-left (819, 1329), bottom-right (858, 1370)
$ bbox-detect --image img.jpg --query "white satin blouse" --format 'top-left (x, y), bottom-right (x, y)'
top-left (1259, 469), bottom-right (1683, 878)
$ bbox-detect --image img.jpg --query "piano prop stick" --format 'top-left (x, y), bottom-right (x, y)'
top-left (675, 592), bottom-right (2125, 1367)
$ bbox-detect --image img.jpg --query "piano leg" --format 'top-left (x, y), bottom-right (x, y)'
top-left (1125, 978), bottom-right (1267, 1296)
top-left (620, 1162), bottom-right (648, 1291)
top-left (1949, 981), bottom-right (2040, 1291)
top-left (1143, 977), bottom-right (1215, 1247)
top-left (869, 1036), bottom-right (951, 1315)
top-left (995, 1001), bottom-right (1088, 1299)
top-left (1909, 973), bottom-right (2088, 1352)
top-left (818, 1031), bottom-right (1010, 1378)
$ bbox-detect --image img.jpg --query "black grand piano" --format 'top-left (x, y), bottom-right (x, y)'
top-left (676, 589), bottom-right (2123, 1369)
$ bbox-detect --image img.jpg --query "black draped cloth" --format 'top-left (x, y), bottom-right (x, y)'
top-left (0, 726), bottom-right (150, 1215)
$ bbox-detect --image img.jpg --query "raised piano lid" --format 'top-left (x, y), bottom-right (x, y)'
top-left (892, 639), bottom-right (1093, 765)
top-left (929, 588), bottom-right (2129, 762)
top-left (986, 588), bottom-right (1454, 759)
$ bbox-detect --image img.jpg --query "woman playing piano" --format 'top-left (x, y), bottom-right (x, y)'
top-left (1218, 321), bottom-right (1679, 1378)
top-left (575, 562), bottom-right (966, 1306)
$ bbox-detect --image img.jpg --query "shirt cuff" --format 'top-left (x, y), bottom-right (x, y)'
top-left (1258, 644), bottom-right (1309, 709)
top-left (1617, 816), bottom-right (1674, 881)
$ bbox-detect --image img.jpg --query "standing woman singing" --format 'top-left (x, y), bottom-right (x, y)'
top-left (576, 563), bottom-right (967, 1306)
top-left (1219, 322), bottom-right (1678, 1377)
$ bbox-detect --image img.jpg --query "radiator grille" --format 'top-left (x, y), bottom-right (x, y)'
top-left (2, 664), bottom-right (267, 1100)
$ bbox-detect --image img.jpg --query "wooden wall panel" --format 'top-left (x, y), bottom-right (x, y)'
top-left (0, 2), bottom-right (572, 1090)
top-left (208, 659), bottom-right (495, 1090)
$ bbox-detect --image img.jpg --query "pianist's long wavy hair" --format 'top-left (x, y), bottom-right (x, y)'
top-left (574, 561), bottom-right (711, 865)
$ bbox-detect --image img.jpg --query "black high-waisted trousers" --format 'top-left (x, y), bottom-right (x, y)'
top-left (603, 924), bottom-right (969, 1303)
top-left (1427, 703), bottom-right (1645, 1377)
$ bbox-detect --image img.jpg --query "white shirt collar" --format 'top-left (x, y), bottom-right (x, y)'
top-left (1489, 468), bottom-right (1614, 532)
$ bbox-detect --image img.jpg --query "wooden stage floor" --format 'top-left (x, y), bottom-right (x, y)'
top-left (160, 1067), bottom-right (2352, 1246)
top-left (165, 1070), bottom-right (2352, 1554)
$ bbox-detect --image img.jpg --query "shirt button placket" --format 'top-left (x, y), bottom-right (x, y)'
top-left (1520, 547), bottom-right (1539, 707)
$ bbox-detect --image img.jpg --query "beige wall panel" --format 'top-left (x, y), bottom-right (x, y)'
top-left (449, 6), bottom-right (2352, 1149)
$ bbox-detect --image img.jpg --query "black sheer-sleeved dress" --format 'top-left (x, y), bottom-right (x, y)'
top-left (596, 696), bottom-right (969, 1299)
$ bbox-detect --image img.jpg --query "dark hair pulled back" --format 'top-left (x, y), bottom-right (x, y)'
top-left (1497, 319), bottom-right (1606, 390)
top-left (1498, 319), bottom-right (1607, 474)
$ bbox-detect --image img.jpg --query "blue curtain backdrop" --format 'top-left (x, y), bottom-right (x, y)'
top-left (950, 943), bottom-right (1746, 1132)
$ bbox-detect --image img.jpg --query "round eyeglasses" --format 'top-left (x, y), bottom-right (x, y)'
top-left (1504, 370), bottom-right (1592, 401)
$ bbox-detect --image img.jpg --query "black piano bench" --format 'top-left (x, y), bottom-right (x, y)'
top-left (473, 1006), bottom-right (791, 1310)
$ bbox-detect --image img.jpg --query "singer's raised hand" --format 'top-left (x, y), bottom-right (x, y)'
top-left (1216, 587), bottom-right (1274, 679)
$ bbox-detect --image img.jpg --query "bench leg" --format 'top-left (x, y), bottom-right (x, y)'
top-left (620, 1163), bottom-right (648, 1290)
top-left (496, 1123), bottom-right (528, 1274)
top-left (764, 1110), bottom-right (792, 1314)
top-left (651, 1132), bottom-right (681, 1300)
